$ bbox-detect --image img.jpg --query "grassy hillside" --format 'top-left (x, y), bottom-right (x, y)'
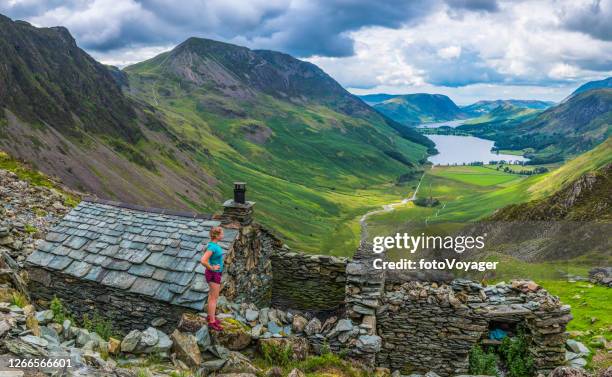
top-left (368, 93), bottom-right (464, 125)
top-left (123, 37), bottom-right (433, 255)
top-left (458, 89), bottom-right (612, 163)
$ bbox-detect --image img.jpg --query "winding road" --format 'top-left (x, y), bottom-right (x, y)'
top-left (359, 172), bottom-right (426, 241)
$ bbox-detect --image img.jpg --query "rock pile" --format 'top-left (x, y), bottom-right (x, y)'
top-left (589, 267), bottom-right (612, 287)
top-left (0, 168), bottom-right (73, 261)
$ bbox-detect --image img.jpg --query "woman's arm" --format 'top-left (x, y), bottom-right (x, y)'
top-left (201, 250), bottom-right (220, 271)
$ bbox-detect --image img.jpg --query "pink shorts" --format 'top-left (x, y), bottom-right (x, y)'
top-left (205, 269), bottom-right (222, 284)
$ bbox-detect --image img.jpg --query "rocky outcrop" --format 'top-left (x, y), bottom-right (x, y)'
top-left (0, 169), bottom-right (73, 262)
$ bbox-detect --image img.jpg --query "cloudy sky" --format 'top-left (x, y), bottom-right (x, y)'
top-left (2, 0), bottom-right (611, 104)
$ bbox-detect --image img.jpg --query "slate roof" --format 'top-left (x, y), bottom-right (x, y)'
top-left (26, 198), bottom-right (238, 310)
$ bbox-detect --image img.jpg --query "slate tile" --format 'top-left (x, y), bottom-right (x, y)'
top-left (168, 283), bottom-right (189, 294)
top-left (99, 235), bottom-right (119, 244)
top-left (195, 264), bottom-right (205, 274)
top-left (181, 241), bottom-right (198, 250)
top-left (148, 244), bottom-right (166, 252)
top-left (50, 245), bottom-right (72, 256)
top-left (152, 269), bottom-right (169, 281)
top-left (63, 236), bottom-right (88, 250)
top-left (173, 259), bottom-right (197, 272)
top-left (68, 249), bottom-right (88, 261)
top-left (153, 283), bottom-right (175, 302)
top-left (128, 263), bottom-right (156, 278)
top-left (103, 258), bottom-right (131, 271)
top-left (48, 255), bottom-right (73, 270)
top-left (26, 251), bottom-right (54, 266)
top-left (46, 232), bottom-right (69, 243)
top-left (84, 254), bottom-right (110, 266)
top-left (37, 240), bottom-right (56, 253)
top-left (190, 275), bottom-right (209, 292)
top-left (64, 260), bottom-right (92, 278)
top-left (130, 278), bottom-right (161, 297)
top-left (99, 244), bottom-right (121, 257)
top-left (178, 249), bottom-right (199, 259)
top-left (162, 247), bottom-right (179, 256)
top-left (101, 270), bottom-right (137, 290)
top-left (167, 271), bottom-right (194, 286)
top-left (173, 289), bottom-right (206, 306)
top-left (146, 253), bottom-right (176, 269)
top-left (121, 249), bottom-right (151, 264)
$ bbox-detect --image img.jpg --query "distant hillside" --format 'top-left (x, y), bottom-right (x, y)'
top-left (462, 99), bottom-right (554, 117)
top-left (358, 94), bottom-right (399, 105)
top-left (472, 139), bottom-right (612, 262)
top-left (463, 103), bottom-right (542, 126)
top-left (363, 93), bottom-right (464, 125)
top-left (124, 37), bottom-right (434, 252)
top-left (568, 77), bottom-right (612, 99)
top-left (459, 89), bottom-right (612, 163)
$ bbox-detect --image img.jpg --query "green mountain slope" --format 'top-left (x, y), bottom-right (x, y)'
top-left (463, 103), bottom-right (542, 126)
top-left (462, 99), bottom-right (554, 117)
top-left (364, 93), bottom-right (464, 125)
top-left (0, 15), bottom-right (220, 210)
top-left (569, 77), bottom-right (612, 98)
top-left (459, 89), bottom-right (612, 163)
top-left (122, 37), bottom-right (434, 253)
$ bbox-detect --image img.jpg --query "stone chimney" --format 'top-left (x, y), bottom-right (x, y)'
top-left (221, 182), bottom-right (255, 225)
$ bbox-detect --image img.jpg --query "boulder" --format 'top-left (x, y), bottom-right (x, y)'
top-left (35, 310), bottom-right (54, 324)
top-left (196, 325), bottom-right (212, 350)
top-left (20, 335), bottom-right (48, 348)
top-left (566, 340), bottom-right (590, 355)
top-left (178, 312), bottom-right (207, 333)
top-left (108, 337), bottom-right (121, 354)
top-left (213, 318), bottom-right (252, 351)
top-left (304, 318), bottom-right (321, 336)
top-left (356, 335), bottom-right (382, 353)
top-left (25, 314), bottom-right (41, 336)
top-left (171, 329), bottom-right (201, 368)
top-left (245, 309), bottom-right (259, 322)
top-left (220, 351), bottom-right (260, 374)
top-left (259, 337), bottom-right (309, 361)
top-left (139, 327), bottom-right (159, 347)
top-left (201, 358), bottom-right (227, 373)
top-left (152, 329), bottom-right (173, 353)
top-left (120, 330), bottom-right (142, 353)
top-left (548, 366), bottom-right (591, 377)
top-left (292, 315), bottom-right (308, 333)
top-left (287, 369), bottom-right (306, 377)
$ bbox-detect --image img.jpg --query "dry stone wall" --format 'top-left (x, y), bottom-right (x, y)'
top-left (28, 267), bottom-right (185, 334)
top-left (377, 278), bottom-right (572, 376)
top-left (270, 249), bottom-right (347, 311)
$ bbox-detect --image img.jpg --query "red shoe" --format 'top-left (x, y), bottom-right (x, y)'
top-left (208, 321), bottom-right (223, 331)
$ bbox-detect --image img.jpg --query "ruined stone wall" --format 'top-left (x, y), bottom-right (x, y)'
top-left (270, 250), bottom-right (348, 311)
top-left (376, 279), bottom-right (571, 376)
top-left (28, 267), bottom-right (185, 334)
top-left (222, 224), bottom-right (277, 307)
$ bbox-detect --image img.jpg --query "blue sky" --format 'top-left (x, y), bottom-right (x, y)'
top-left (2, 0), bottom-right (611, 104)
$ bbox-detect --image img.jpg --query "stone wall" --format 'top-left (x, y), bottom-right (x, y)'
top-left (222, 224), bottom-right (278, 307)
top-left (270, 249), bottom-right (347, 311)
top-left (376, 278), bottom-right (572, 376)
top-left (28, 267), bottom-right (185, 334)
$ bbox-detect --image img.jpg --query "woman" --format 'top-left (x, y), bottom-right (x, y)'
top-left (200, 226), bottom-right (225, 331)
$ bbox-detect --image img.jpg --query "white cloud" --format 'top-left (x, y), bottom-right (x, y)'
top-left (437, 46), bottom-right (461, 59)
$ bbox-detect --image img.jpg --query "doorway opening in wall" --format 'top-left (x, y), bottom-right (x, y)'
top-left (469, 320), bottom-right (535, 377)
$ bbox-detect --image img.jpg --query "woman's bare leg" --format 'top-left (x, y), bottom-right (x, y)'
top-left (207, 282), bottom-right (221, 323)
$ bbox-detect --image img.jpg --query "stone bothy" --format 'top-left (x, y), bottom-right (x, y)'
top-left (26, 196), bottom-right (276, 333)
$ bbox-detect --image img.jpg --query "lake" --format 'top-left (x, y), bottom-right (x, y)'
top-left (426, 134), bottom-right (528, 165)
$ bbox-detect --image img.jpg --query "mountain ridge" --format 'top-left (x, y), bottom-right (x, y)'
top-left (359, 93), bottom-right (464, 125)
